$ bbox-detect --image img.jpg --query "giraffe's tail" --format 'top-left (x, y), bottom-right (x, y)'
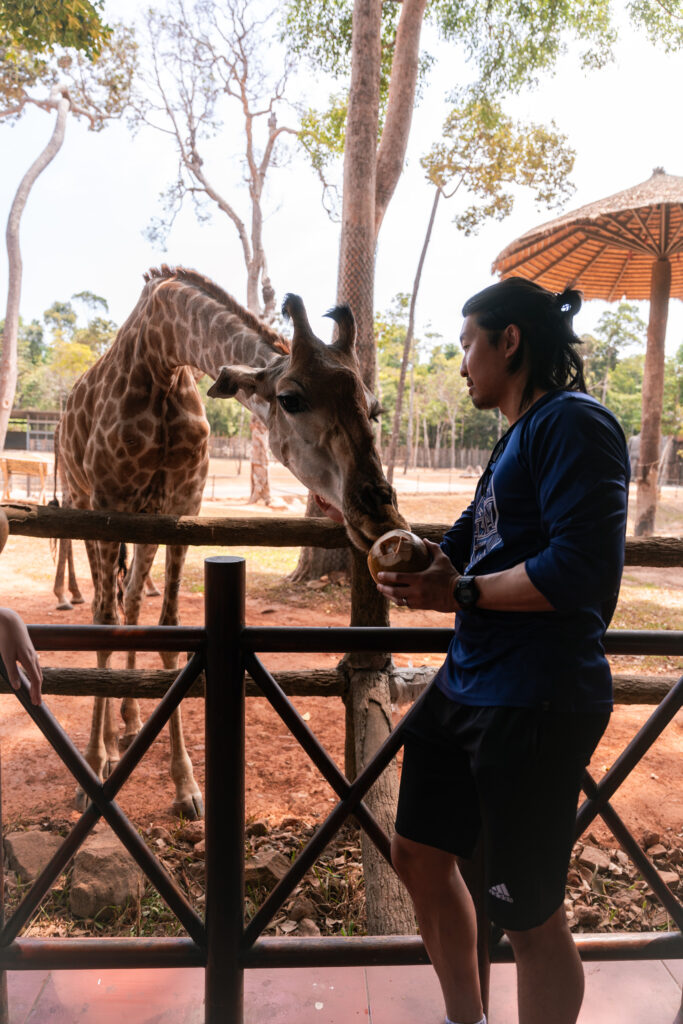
top-left (49, 422), bottom-right (62, 558)
top-left (116, 543), bottom-right (128, 612)
top-left (47, 498), bottom-right (59, 561)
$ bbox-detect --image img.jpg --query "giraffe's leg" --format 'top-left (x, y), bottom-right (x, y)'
top-left (119, 544), bottom-right (158, 752)
top-left (74, 539), bottom-right (121, 812)
top-left (54, 538), bottom-right (73, 611)
top-left (161, 545), bottom-right (203, 820)
top-left (168, 708), bottom-right (203, 820)
top-left (77, 696), bottom-right (108, 808)
top-left (103, 697), bottom-right (120, 777)
top-left (67, 539), bottom-right (85, 605)
top-left (144, 573), bottom-right (161, 597)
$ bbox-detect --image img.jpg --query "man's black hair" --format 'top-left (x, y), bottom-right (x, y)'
top-left (462, 276), bottom-right (587, 412)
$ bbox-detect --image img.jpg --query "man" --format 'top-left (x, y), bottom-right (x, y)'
top-left (375, 278), bottom-right (630, 1024)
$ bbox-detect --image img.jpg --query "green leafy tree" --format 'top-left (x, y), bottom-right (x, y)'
top-left (606, 353), bottom-right (644, 439)
top-left (0, 17), bottom-right (136, 449)
top-left (0, 1), bottom-right (110, 58)
top-left (11, 295), bottom-right (116, 410)
top-left (384, 93), bottom-right (577, 482)
top-left (581, 302), bottom-right (646, 403)
top-left (198, 375), bottom-right (249, 441)
top-left (627, 0), bottom-right (683, 51)
top-left (422, 94), bottom-right (576, 236)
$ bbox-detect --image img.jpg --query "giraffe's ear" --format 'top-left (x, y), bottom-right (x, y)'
top-left (207, 365), bottom-right (267, 399)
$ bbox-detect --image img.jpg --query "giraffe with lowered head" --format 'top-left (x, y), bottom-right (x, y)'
top-left (57, 265), bottom-right (408, 818)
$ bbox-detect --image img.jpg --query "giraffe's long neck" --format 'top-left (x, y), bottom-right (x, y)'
top-left (136, 277), bottom-right (285, 384)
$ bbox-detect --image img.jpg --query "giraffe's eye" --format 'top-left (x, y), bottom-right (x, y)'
top-left (277, 393), bottom-right (306, 414)
top-left (369, 401), bottom-right (383, 423)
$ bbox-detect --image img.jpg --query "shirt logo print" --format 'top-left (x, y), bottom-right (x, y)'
top-left (470, 477), bottom-right (502, 567)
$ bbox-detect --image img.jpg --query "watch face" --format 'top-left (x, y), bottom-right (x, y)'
top-left (456, 576), bottom-right (478, 609)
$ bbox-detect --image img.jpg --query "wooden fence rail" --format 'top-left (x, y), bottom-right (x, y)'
top-left (0, 666), bottom-right (676, 706)
top-left (3, 502), bottom-right (683, 565)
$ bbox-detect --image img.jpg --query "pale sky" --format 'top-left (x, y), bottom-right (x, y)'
top-left (1, 2), bottom-right (682, 361)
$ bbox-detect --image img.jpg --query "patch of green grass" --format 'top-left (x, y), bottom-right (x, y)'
top-left (177, 545), bottom-right (300, 594)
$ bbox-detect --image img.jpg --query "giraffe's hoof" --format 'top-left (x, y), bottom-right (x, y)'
top-left (56, 600), bottom-right (74, 611)
top-left (173, 793), bottom-right (204, 821)
top-left (73, 788), bottom-right (89, 813)
top-left (70, 594), bottom-right (85, 605)
top-left (145, 586), bottom-right (161, 598)
top-left (118, 732), bottom-right (138, 754)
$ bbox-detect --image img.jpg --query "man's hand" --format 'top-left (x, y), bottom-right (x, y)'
top-left (375, 539), bottom-right (459, 613)
top-left (0, 607), bottom-right (42, 705)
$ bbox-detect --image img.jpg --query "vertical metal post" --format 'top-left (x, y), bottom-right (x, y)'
top-left (204, 556), bottom-right (246, 1024)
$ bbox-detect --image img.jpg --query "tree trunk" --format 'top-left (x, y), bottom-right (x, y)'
top-left (290, 0), bottom-right (383, 581)
top-left (287, 492), bottom-right (350, 582)
top-left (342, 547), bottom-right (415, 935)
top-left (412, 408), bottom-right (420, 468)
top-left (335, 0), bottom-right (427, 937)
top-left (434, 422), bottom-right (442, 467)
top-left (386, 186), bottom-right (440, 485)
top-left (337, 0), bottom-right (381, 378)
top-left (634, 258), bottom-right (670, 536)
top-left (403, 361), bottom-right (415, 473)
top-left (422, 416), bottom-right (431, 468)
top-left (1, 89), bottom-right (70, 451)
top-left (248, 414), bottom-right (271, 504)
top-left (450, 415), bottom-right (456, 468)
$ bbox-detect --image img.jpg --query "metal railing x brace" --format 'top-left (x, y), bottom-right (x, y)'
top-left (0, 556), bottom-right (679, 1024)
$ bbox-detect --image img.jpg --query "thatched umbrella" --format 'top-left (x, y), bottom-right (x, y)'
top-left (492, 167), bottom-right (683, 536)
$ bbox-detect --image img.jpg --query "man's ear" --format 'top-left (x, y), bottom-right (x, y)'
top-left (207, 365), bottom-right (266, 399)
top-left (503, 324), bottom-right (522, 358)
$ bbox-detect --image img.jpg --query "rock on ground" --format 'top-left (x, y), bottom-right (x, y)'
top-left (4, 831), bottom-right (63, 882)
top-left (70, 827), bottom-right (143, 920)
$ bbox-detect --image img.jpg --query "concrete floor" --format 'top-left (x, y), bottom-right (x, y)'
top-left (6, 959), bottom-right (682, 1023)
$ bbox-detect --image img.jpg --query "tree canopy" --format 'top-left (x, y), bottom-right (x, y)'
top-left (0, 0), bottom-right (110, 58)
top-left (0, 19), bottom-right (137, 127)
top-left (9, 293), bottom-right (116, 410)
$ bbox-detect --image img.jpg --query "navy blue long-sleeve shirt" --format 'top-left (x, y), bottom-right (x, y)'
top-left (434, 390), bottom-right (630, 711)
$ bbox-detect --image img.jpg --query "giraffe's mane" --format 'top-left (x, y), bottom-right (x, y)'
top-left (143, 265), bottom-right (290, 355)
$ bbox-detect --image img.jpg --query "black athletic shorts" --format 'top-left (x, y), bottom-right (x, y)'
top-left (395, 683), bottom-right (610, 931)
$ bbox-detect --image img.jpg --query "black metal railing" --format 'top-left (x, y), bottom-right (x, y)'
top-left (0, 556), bottom-right (680, 1024)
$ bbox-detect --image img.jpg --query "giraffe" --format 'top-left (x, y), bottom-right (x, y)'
top-left (51, 424), bottom-right (159, 611)
top-left (57, 265), bottom-right (407, 819)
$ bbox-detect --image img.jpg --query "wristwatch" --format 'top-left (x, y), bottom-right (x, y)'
top-left (454, 575), bottom-right (479, 611)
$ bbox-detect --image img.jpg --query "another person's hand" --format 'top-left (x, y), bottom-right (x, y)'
top-left (0, 608), bottom-right (42, 705)
top-left (314, 494), bottom-right (345, 524)
top-left (375, 539), bottom-right (459, 613)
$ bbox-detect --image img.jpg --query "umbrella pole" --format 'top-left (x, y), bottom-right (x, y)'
top-left (634, 257), bottom-right (671, 537)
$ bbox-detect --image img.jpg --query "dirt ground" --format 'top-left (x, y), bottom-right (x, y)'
top-left (0, 467), bottom-right (681, 851)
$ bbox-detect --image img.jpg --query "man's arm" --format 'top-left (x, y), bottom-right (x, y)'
top-left (376, 540), bottom-right (554, 613)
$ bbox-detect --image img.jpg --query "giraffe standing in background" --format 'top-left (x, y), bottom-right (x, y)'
top-left (58, 265), bottom-right (407, 818)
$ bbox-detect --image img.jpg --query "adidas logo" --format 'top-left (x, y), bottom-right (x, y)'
top-left (489, 882), bottom-right (513, 903)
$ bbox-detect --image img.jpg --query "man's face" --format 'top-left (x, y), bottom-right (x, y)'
top-left (459, 315), bottom-right (509, 411)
